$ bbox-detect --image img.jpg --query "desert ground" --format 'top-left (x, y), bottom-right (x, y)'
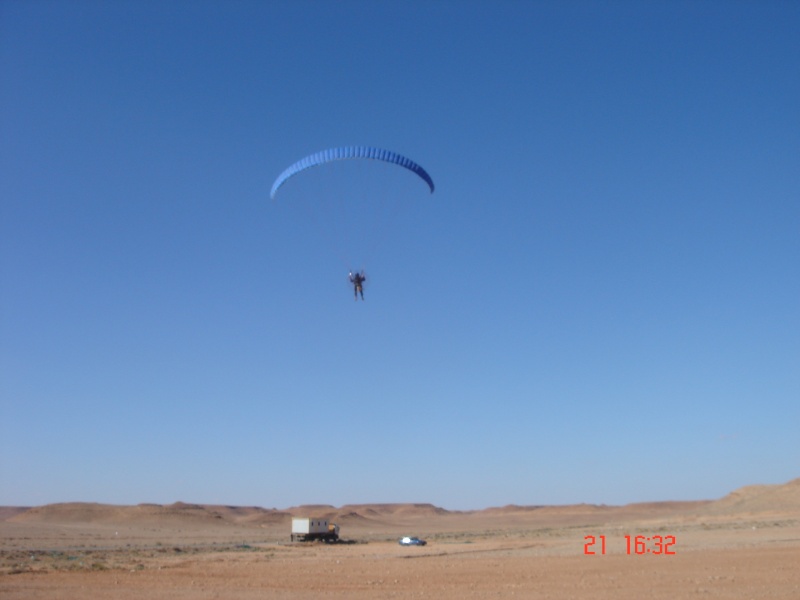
top-left (2, 479), bottom-right (798, 599)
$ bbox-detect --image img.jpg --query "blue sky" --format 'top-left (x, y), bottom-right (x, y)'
top-left (1, 0), bottom-right (798, 510)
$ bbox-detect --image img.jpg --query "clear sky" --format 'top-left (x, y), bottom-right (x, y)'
top-left (1, 0), bottom-right (798, 510)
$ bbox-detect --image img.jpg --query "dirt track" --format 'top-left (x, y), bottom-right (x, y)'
top-left (2, 540), bottom-right (799, 599)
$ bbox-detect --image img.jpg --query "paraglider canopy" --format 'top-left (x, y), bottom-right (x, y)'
top-left (270, 146), bottom-right (434, 283)
top-left (270, 146), bottom-right (435, 200)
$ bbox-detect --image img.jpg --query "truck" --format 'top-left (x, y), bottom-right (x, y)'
top-left (291, 517), bottom-right (339, 542)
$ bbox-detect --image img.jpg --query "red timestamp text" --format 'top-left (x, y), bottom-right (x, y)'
top-left (583, 534), bottom-right (677, 555)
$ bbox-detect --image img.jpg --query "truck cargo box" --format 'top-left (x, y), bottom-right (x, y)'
top-left (291, 517), bottom-right (339, 541)
top-left (292, 517), bottom-right (330, 535)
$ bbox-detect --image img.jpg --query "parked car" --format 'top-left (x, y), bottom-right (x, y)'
top-left (399, 536), bottom-right (427, 546)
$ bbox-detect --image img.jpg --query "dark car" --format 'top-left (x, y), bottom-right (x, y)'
top-left (399, 536), bottom-right (427, 546)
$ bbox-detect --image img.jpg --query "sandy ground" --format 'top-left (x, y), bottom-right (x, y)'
top-left (2, 479), bottom-right (799, 599)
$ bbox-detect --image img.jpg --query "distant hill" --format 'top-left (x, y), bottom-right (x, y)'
top-left (8, 502), bottom-right (290, 526)
top-left (700, 477), bottom-right (800, 517)
top-left (5, 478), bottom-right (797, 526)
top-left (0, 507), bottom-right (30, 521)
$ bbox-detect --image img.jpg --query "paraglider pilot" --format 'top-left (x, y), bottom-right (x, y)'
top-left (349, 270), bottom-right (366, 301)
